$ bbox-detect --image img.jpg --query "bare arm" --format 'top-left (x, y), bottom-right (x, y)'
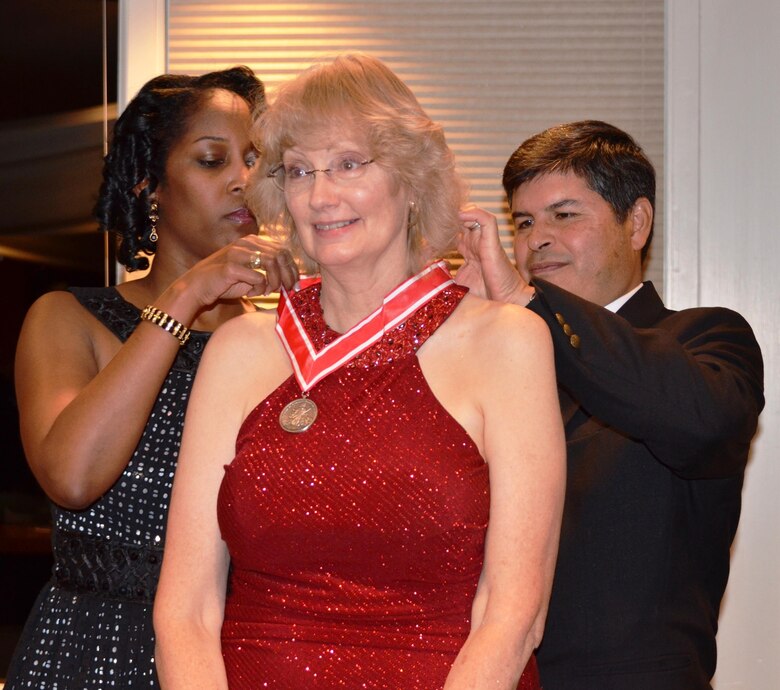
top-left (154, 311), bottom-right (288, 688)
top-left (444, 306), bottom-right (566, 689)
top-left (153, 326), bottom-right (235, 690)
top-left (15, 235), bottom-right (296, 509)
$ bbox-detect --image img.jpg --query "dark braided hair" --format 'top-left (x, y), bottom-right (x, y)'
top-left (95, 66), bottom-right (264, 271)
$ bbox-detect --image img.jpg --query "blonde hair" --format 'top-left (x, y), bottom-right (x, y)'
top-left (248, 53), bottom-right (467, 273)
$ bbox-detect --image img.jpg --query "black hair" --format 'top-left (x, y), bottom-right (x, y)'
top-left (94, 66), bottom-right (264, 271)
top-left (502, 120), bottom-right (656, 261)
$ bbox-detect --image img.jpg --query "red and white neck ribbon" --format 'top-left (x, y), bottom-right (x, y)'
top-left (276, 261), bottom-right (453, 393)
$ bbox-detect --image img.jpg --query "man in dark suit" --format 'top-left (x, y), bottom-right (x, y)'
top-left (456, 120), bottom-right (764, 690)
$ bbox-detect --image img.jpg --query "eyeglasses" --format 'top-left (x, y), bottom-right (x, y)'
top-left (268, 155), bottom-right (375, 193)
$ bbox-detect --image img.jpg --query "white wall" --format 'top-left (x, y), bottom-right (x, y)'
top-left (115, 0), bottom-right (166, 283)
top-left (117, 0), bottom-right (166, 110)
top-left (667, 1), bottom-right (780, 688)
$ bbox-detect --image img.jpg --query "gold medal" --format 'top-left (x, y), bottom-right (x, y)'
top-left (279, 397), bottom-right (318, 433)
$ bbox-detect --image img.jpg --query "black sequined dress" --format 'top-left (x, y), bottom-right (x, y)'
top-left (6, 287), bottom-right (210, 689)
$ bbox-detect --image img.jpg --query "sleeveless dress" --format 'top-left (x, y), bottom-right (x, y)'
top-left (218, 284), bottom-right (540, 689)
top-left (6, 287), bottom-right (211, 689)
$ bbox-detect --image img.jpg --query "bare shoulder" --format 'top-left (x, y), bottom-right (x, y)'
top-left (448, 293), bottom-right (552, 359)
top-left (205, 308), bottom-right (280, 359)
top-left (24, 290), bottom-right (94, 329)
top-left (18, 290), bottom-right (102, 359)
top-left (196, 308), bottom-right (290, 413)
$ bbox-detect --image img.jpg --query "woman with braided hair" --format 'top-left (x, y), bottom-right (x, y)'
top-left (6, 65), bottom-right (295, 689)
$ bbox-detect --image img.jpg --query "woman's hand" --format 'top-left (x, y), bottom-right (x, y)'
top-left (172, 234), bottom-right (299, 310)
top-left (456, 205), bottom-right (533, 305)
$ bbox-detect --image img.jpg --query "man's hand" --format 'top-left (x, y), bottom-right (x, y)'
top-left (456, 205), bottom-right (534, 305)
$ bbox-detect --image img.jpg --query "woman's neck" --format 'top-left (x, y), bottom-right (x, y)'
top-left (318, 263), bottom-right (413, 334)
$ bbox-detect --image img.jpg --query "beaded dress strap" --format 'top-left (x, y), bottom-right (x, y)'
top-left (68, 286), bottom-right (139, 343)
top-left (68, 286), bottom-right (210, 373)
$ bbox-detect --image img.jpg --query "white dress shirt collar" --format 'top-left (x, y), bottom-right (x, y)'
top-left (604, 283), bottom-right (643, 313)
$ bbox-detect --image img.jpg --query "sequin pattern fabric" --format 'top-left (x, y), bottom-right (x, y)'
top-left (218, 284), bottom-right (540, 689)
top-left (6, 287), bottom-right (210, 689)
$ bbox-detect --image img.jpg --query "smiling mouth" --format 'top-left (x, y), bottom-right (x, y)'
top-left (529, 261), bottom-right (566, 274)
top-left (314, 219), bottom-right (355, 232)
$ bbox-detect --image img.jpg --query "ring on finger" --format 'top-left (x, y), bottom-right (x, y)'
top-left (248, 251), bottom-right (264, 270)
top-left (469, 221), bottom-right (481, 231)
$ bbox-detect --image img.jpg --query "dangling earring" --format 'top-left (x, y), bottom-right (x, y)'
top-left (408, 199), bottom-right (418, 231)
top-left (149, 201), bottom-right (159, 244)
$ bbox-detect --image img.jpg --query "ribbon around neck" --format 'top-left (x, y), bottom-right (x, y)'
top-left (276, 261), bottom-right (454, 393)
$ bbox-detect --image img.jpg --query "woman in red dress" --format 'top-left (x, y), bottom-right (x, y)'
top-left (154, 54), bottom-right (565, 690)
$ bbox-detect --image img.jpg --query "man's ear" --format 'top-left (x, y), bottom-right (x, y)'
top-left (629, 197), bottom-right (653, 251)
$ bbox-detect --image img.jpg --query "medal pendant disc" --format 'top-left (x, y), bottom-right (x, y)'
top-left (279, 397), bottom-right (318, 433)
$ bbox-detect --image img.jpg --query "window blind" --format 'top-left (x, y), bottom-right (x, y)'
top-left (166, 0), bottom-right (664, 289)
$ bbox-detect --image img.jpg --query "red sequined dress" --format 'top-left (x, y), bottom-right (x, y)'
top-left (217, 283), bottom-right (540, 689)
